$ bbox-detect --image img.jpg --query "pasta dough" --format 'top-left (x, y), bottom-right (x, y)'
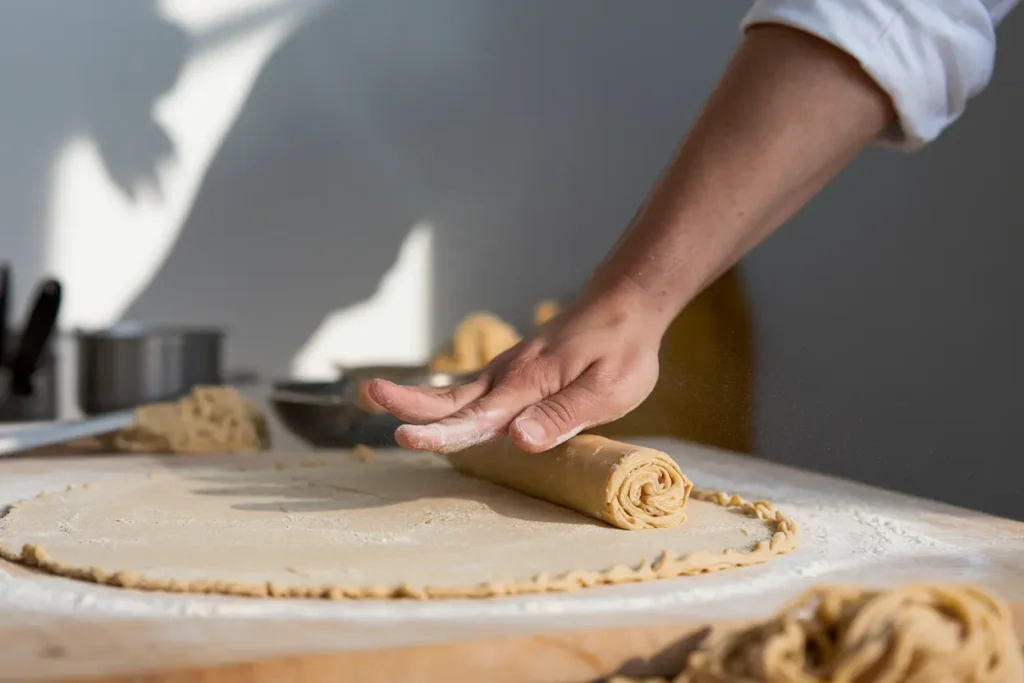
top-left (429, 312), bottom-right (521, 374)
top-left (613, 584), bottom-right (1024, 683)
top-left (0, 450), bottom-right (797, 599)
top-left (448, 435), bottom-right (693, 530)
top-left (110, 386), bottom-right (270, 454)
top-left (424, 299), bottom-right (563, 374)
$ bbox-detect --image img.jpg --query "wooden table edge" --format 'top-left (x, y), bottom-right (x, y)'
top-left (27, 602), bottom-right (1022, 683)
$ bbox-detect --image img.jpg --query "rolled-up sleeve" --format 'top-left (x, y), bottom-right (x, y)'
top-left (741, 0), bottom-right (1020, 149)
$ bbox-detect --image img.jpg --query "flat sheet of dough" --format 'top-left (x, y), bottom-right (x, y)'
top-left (0, 452), bottom-right (797, 599)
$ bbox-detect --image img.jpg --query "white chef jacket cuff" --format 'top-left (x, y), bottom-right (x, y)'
top-left (741, 0), bottom-right (998, 150)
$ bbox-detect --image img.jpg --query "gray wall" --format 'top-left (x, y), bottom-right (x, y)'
top-left (745, 21), bottom-right (1024, 521)
top-left (2, 1), bottom-right (1021, 518)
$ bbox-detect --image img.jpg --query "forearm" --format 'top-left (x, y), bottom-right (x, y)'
top-left (586, 24), bottom-right (896, 327)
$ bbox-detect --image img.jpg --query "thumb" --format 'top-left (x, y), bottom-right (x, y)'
top-left (508, 375), bottom-right (614, 453)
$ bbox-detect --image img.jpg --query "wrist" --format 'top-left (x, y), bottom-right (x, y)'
top-left (577, 270), bottom-right (682, 335)
top-left (581, 178), bottom-right (721, 334)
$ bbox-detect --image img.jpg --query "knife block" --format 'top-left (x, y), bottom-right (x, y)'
top-left (0, 332), bottom-right (57, 423)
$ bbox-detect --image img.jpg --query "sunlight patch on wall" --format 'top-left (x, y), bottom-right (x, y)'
top-left (291, 222), bottom-right (434, 380)
top-left (44, 0), bottom-right (320, 329)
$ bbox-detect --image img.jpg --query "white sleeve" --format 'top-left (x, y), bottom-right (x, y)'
top-left (741, 0), bottom-right (1021, 150)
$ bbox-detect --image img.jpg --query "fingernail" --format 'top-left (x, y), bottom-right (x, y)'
top-left (365, 378), bottom-right (390, 397)
top-left (513, 417), bottom-right (546, 445)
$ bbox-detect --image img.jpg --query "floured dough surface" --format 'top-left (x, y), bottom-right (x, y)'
top-left (0, 452), bottom-right (795, 599)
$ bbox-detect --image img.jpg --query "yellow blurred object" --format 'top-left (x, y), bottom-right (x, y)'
top-left (593, 267), bottom-right (754, 454)
top-left (533, 300), bottom-right (561, 326)
top-left (429, 312), bottom-right (521, 374)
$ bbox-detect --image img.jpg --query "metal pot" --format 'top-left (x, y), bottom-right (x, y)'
top-left (77, 324), bottom-right (224, 415)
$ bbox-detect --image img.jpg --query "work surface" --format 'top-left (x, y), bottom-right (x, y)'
top-left (0, 438), bottom-right (1021, 681)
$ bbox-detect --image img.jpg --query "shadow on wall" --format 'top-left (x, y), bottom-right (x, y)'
top-left (0, 0), bottom-right (186, 317)
top-left (120, 0), bottom-right (746, 378)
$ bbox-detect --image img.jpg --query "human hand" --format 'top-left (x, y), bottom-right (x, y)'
top-left (366, 287), bottom-right (667, 453)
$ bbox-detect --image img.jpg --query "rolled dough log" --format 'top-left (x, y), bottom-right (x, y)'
top-left (447, 435), bottom-right (693, 530)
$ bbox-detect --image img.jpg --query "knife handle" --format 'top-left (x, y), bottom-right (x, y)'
top-left (0, 263), bottom-right (9, 368)
top-left (10, 279), bottom-right (62, 396)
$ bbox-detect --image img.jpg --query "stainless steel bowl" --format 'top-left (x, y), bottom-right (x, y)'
top-left (336, 363), bottom-right (433, 384)
top-left (77, 324), bottom-right (224, 415)
top-left (271, 367), bottom-right (475, 448)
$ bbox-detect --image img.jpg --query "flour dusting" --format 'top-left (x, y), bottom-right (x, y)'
top-left (0, 438), bottom-right (1020, 629)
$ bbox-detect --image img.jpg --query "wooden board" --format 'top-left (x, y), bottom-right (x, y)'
top-left (5, 604), bottom-right (1022, 682)
top-left (7, 617), bottom-right (712, 683)
top-left (2, 429), bottom-right (1022, 682)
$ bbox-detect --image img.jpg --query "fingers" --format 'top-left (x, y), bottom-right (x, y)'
top-left (354, 379), bottom-right (391, 414)
top-left (508, 374), bottom-right (611, 453)
top-left (395, 370), bottom-right (549, 453)
top-left (366, 377), bottom-right (489, 424)
top-left (359, 380), bottom-right (467, 414)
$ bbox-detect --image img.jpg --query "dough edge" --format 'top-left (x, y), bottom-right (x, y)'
top-left (0, 485), bottom-right (799, 601)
